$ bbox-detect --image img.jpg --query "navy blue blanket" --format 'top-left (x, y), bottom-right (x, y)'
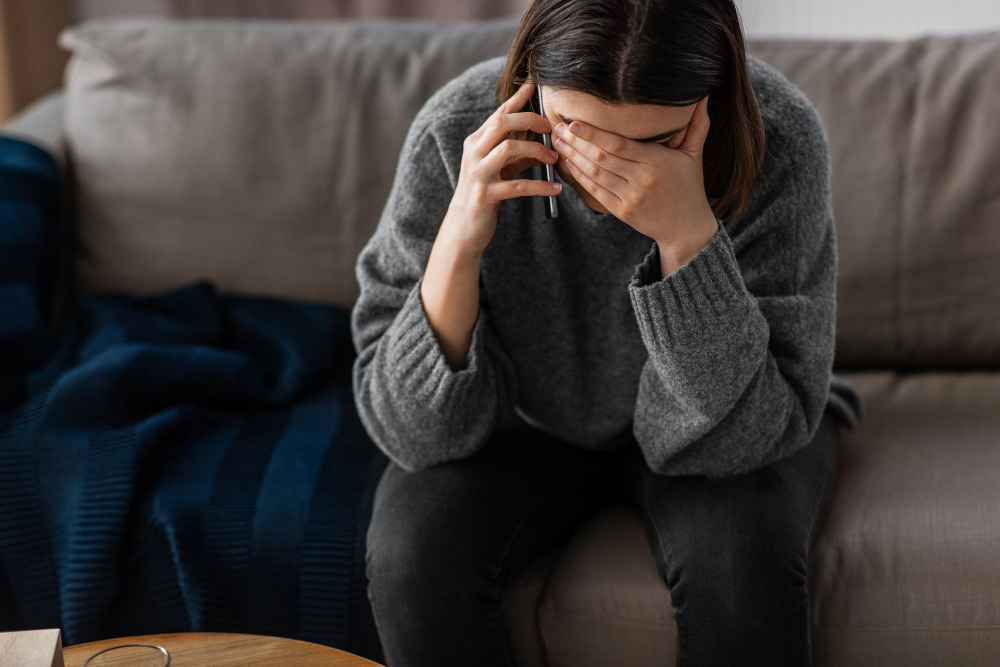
top-left (0, 136), bottom-right (388, 662)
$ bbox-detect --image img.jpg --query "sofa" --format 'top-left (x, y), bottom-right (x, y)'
top-left (4, 16), bottom-right (999, 667)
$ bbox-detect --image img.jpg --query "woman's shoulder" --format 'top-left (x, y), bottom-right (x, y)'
top-left (407, 55), bottom-right (506, 144)
top-left (746, 53), bottom-right (830, 164)
top-left (724, 55), bottom-right (834, 252)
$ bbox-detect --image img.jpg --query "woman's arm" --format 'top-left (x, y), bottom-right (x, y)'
top-left (627, 102), bottom-right (839, 478)
top-left (420, 215), bottom-right (485, 373)
top-left (352, 121), bottom-right (519, 473)
top-left (352, 78), bottom-right (557, 473)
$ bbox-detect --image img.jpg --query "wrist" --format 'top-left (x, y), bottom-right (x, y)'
top-left (438, 217), bottom-right (487, 265)
top-left (655, 210), bottom-right (719, 277)
top-left (442, 203), bottom-right (494, 258)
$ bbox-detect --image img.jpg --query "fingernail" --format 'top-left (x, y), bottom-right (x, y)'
top-left (553, 183), bottom-right (562, 190)
top-left (554, 123), bottom-right (566, 136)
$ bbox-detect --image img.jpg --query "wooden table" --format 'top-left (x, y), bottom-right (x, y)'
top-left (63, 632), bottom-right (384, 666)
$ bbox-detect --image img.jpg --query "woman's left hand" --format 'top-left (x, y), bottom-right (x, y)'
top-left (552, 95), bottom-right (718, 268)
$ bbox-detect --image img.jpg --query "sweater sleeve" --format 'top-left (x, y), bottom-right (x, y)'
top-left (627, 102), bottom-right (840, 479)
top-left (350, 113), bottom-right (519, 473)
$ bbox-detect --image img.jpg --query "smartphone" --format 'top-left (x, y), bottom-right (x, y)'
top-left (536, 84), bottom-right (560, 219)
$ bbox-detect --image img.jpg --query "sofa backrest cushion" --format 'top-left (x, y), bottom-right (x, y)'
top-left (60, 18), bottom-right (518, 308)
top-left (750, 32), bottom-right (1000, 369)
top-left (60, 20), bottom-right (1000, 368)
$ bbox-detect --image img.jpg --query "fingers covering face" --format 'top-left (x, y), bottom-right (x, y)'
top-left (554, 128), bottom-right (630, 192)
top-left (560, 121), bottom-right (646, 164)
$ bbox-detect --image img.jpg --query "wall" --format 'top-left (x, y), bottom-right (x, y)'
top-left (0, 0), bottom-right (71, 123)
top-left (735, 0), bottom-right (1000, 39)
top-left (76, 0), bottom-right (1000, 36)
top-left (6, 0), bottom-right (1000, 124)
top-left (74, 0), bottom-right (531, 21)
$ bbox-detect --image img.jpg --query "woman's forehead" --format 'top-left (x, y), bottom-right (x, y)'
top-left (540, 86), bottom-right (695, 141)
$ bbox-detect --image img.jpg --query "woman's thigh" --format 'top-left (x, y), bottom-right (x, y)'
top-left (608, 409), bottom-right (842, 663)
top-left (366, 418), bottom-right (619, 608)
top-left (611, 408), bottom-right (841, 570)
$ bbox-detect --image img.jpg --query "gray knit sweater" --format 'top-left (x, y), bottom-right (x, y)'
top-left (351, 54), bottom-right (864, 478)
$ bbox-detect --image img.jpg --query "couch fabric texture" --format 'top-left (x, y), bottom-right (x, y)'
top-left (13, 16), bottom-right (996, 666)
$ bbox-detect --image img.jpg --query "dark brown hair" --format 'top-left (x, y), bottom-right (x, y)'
top-left (495, 0), bottom-right (765, 223)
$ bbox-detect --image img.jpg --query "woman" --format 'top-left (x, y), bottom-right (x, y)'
top-left (351, 0), bottom-right (864, 664)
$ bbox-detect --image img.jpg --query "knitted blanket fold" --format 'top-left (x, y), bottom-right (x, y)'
top-left (0, 135), bottom-right (387, 663)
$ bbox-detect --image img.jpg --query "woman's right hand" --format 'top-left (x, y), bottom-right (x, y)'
top-left (444, 79), bottom-right (562, 253)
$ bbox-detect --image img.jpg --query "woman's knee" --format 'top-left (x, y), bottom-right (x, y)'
top-left (653, 519), bottom-right (808, 664)
top-left (647, 483), bottom-right (813, 639)
top-left (642, 444), bottom-right (826, 569)
top-left (671, 528), bottom-right (809, 601)
top-left (364, 462), bottom-right (490, 605)
top-left (668, 540), bottom-right (812, 662)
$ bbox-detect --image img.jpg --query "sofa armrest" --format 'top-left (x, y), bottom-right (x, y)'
top-left (2, 89), bottom-right (73, 333)
top-left (2, 90), bottom-right (67, 170)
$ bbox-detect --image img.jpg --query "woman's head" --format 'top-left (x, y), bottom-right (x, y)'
top-left (495, 0), bottom-right (764, 223)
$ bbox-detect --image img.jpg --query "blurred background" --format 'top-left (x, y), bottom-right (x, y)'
top-left (2, 0), bottom-right (1000, 123)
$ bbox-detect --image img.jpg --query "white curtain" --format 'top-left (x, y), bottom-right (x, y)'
top-left (736, 0), bottom-right (1000, 39)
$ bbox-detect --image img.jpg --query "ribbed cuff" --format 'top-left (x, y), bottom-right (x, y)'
top-left (628, 217), bottom-right (766, 354)
top-left (383, 275), bottom-right (487, 410)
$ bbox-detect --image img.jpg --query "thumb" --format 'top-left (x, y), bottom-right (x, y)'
top-left (680, 95), bottom-right (711, 156)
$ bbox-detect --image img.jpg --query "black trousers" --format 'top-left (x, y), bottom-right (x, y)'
top-left (365, 407), bottom-right (841, 667)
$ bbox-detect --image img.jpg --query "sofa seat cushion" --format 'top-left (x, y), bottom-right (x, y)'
top-left (536, 505), bottom-right (675, 666)
top-left (531, 371), bottom-right (1000, 667)
top-left (501, 547), bottom-right (560, 667)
